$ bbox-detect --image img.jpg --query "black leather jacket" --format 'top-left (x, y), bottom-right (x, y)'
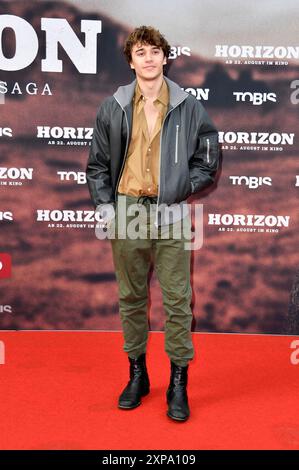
top-left (86, 75), bottom-right (219, 225)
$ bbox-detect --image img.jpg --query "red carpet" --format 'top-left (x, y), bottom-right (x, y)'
top-left (0, 331), bottom-right (298, 450)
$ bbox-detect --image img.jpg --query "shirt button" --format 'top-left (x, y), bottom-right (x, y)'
top-left (148, 147), bottom-right (151, 152)
top-left (147, 187), bottom-right (151, 192)
top-left (146, 168), bottom-right (150, 172)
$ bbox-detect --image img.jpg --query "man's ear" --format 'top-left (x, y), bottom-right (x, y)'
top-left (163, 56), bottom-right (167, 65)
top-left (130, 62), bottom-right (135, 69)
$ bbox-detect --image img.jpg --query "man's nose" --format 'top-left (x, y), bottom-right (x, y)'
top-left (145, 52), bottom-right (154, 61)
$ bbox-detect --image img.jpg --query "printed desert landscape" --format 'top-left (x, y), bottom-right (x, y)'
top-left (1, 1), bottom-right (298, 333)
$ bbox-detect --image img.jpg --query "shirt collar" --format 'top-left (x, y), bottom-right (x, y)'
top-left (134, 78), bottom-right (169, 106)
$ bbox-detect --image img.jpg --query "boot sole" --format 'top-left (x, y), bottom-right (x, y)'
top-left (118, 401), bottom-right (141, 410)
top-left (167, 411), bottom-right (189, 422)
top-left (118, 389), bottom-right (150, 410)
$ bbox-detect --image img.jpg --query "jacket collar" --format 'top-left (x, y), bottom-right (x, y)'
top-left (113, 75), bottom-right (188, 110)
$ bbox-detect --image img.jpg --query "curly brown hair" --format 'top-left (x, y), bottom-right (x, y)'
top-left (123, 25), bottom-right (171, 65)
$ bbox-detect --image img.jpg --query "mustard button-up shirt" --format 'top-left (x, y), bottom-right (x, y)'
top-left (118, 78), bottom-right (169, 197)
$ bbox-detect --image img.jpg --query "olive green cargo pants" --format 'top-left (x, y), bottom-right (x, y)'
top-left (109, 193), bottom-right (194, 367)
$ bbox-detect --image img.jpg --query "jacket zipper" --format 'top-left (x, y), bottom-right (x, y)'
top-left (113, 96), bottom-right (130, 202)
top-left (206, 138), bottom-right (210, 164)
top-left (155, 97), bottom-right (188, 228)
top-left (175, 125), bottom-right (179, 164)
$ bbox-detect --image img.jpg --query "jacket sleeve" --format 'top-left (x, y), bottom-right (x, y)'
top-left (189, 102), bottom-right (219, 194)
top-left (86, 100), bottom-right (115, 209)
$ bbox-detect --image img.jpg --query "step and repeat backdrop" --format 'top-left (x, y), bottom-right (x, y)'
top-left (0, 0), bottom-right (299, 333)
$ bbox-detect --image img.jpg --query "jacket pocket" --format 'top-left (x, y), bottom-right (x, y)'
top-left (203, 133), bottom-right (218, 167)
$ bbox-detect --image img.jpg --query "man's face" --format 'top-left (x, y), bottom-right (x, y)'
top-left (129, 42), bottom-right (167, 80)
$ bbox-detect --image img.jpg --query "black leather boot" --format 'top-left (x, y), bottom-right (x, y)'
top-left (166, 361), bottom-right (190, 421)
top-left (118, 353), bottom-right (150, 409)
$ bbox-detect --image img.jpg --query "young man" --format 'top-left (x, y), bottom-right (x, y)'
top-left (86, 26), bottom-right (219, 421)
